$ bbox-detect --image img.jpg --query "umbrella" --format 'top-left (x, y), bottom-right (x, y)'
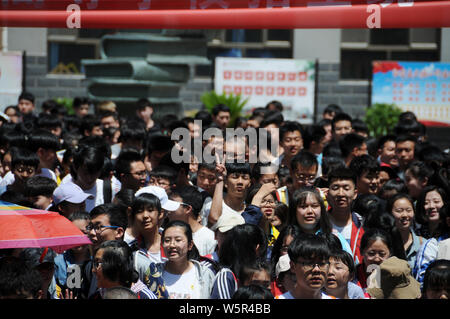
top-left (0, 200), bottom-right (91, 254)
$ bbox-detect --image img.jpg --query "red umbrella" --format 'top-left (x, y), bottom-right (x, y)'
top-left (0, 200), bottom-right (91, 254)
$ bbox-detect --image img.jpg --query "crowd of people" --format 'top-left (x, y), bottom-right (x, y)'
top-left (0, 92), bottom-right (449, 300)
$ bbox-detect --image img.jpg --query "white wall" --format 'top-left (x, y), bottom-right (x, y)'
top-left (7, 27), bottom-right (47, 56)
top-left (293, 29), bottom-right (341, 63)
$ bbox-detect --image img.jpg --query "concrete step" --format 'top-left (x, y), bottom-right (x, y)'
top-left (81, 59), bottom-right (190, 82)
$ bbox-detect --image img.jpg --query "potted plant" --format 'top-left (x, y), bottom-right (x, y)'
top-left (200, 90), bottom-right (249, 127)
top-left (364, 103), bottom-right (403, 138)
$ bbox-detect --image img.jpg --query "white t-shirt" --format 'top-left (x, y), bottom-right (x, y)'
top-left (277, 291), bottom-right (336, 299)
top-left (0, 168), bottom-right (57, 186)
top-left (193, 226), bottom-right (217, 256)
top-left (331, 222), bottom-right (352, 246)
top-left (211, 201), bottom-right (244, 231)
top-left (162, 266), bottom-right (201, 299)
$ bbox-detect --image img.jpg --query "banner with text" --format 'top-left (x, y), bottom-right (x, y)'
top-left (215, 57), bottom-right (316, 124)
top-left (371, 61), bottom-right (450, 127)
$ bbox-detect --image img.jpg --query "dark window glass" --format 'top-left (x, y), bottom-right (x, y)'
top-left (48, 43), bottom-right (96, 74)
top-left (268, 30), bottom-right (291, 41)
top-left (370, 29), bottom-right (409, 45)
top-left (340, 50), bottom-right (387, 80)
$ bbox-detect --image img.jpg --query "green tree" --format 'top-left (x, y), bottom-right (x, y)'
top-left (364, 103), bottom-right (403, 138)
top-left (200, 91), bottom-right (249, 127)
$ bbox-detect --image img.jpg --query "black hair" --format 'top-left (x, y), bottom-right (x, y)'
top-left (352, 193), bottom-right (385, 219)
top-left (146, 133), bottom-right (174, 154)
top-left (251, 162), bottom-right (279, 182)
top-left (348, 154), bottom-right (380, 179)
top-left (432, 204), bottom-right (450, 239)
top-left (417, 143), bottom-right (446, 169)
top-left (279, 120), bottom-right (304, 142)
top-left (90, 203), bottom-right (128, 233)
top-left (136, 98), bottom-right (151, 110)
top-left (113, 188), bottom-right (136, 209)
top-left (197, 162), bottom-right (216, 173)
top-left (288, 232), bottom-right (331, 263)
top-left (149, 165), bottom-right (178, 186)
top-left (386, 193), bottom-right (415, 216)
top-left (321, 156), bottom-right (346, 177)
top-left (0, 256), bottom-right (42, 299)
top-left (405, 160), bottom-right (434, 182)
top-left (252, 107), bottom-right (267, 117)
top-left (378, 179), bottom-right (408, 201)
top-left (72, 97), bottom-right (91, 108)
top-left (119, 121), bottom-right (146, 142)
top-left (351, 118), bottom-right (369, 135)
top-left (176, 186), bottom-right (204, 219)
top-left (303, 124), bottom-right (326, 150)
top-left (415, 185), bottom-right (448, 226)
top-left (71, 146), bottom-right (105, 180)
top-left (218, 224), bottom-right (268, 281)
top-left (274, 202), bottom-right (289, 230)
top-left (339, 133), bottom-right (366, 158)
top-left (95, 240), bottom-right (138, 287)
top-left (99, 110), bottom-right (119, 121)
top-left (18, 91), bottom-right (35, 104)
top-left (212, 104), bottom-right (231, 116)
top-left (423, 259), bottom-right (450, 296)
top-left (225, 162), bottom-right (251, 177)
top-left (234, 116), bottom-right (248, 129)
top-left (11, 147), bottom-right (40, 169)
top-left (265, 100), bottom-right (283, 112)
top-left (394, 119), bottom-right (422, 136)
top-left (103, 286), bottom-right (138, 299)
top-left (270, 224), bottom-right (302, 277)
top-left (68, 211), bottom-right (91, 223)
top-left (0, 190), bottom-right (34, 207)
top-left (395, 134), bottom-right (417, 145)
top-left (130, 193), bottom-right (161, 221)
top-left (322, 142), bottom-right (342, 158)
top-left (324, 104), bottom-right (343, 115)
top-left (114, 148), bottom-right (144, 179)
top-left (331, 112), bottom-right (352, 130)
top-left (0, 130), bottom-right (27, 150)
top-left (232, 285), bottom-right (274, 299)
top-left (36, 113), bottom-right (63, 130)
top-left (327, 167), bottom-right (357, 187)
top-left (260, 110), bottom-right (284, 128)
top-left (239, 260), bottom-right (272, 288)
top-left (377, 134), bottom-right (397, 151)
top-left (289, 187), bottom-right (332, 235)
top-left (27, 129), bottom-right (61, 152)
top-left (24, 176), bottom-right (57, 197)
top-left (194, 110), bottom-right (212, 127)
top-left (290, 150), bottom-right (318, 172)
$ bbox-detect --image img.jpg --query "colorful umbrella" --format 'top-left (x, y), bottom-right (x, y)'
top-left (0, 200), bottom-right (91, 254)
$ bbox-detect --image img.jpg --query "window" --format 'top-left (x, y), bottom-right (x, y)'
top-left (340, 29), bottom-right (440, 80)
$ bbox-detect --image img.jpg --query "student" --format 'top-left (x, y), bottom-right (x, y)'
top-left (239, 260), bottom-right (272, 290)
top-left (339, 133), bottom-right (368, 167)
top-left (304, 124), bottom-right (327, 167)
top-left (208, 162), bottom-right (252, 229)
top-left (349, 155), bottom-right (381, 196)
top-left (290, 150), bottom-right (319, 197)
top-left (277, 233), bottom-right (335, 299)
top-left (51, 181), bottom-right (93, 218)
top-left (157, 220), bottom-right (216, 299)
top-left (24, 175), bottom-right (57, 210)
top-left (211, 104), bottom-right (231, 130)
top-left (415, 185), bottom-right (448, 239)
top-left (18, 91), bottom-right (37, 121)
top-left (118, 121), bottom-right (147, 153)
top-left (355, 228), bottom-right (393, 291)
top-left (0, 147), bottom-right (39, 195)
top-left (331, 112), bottom-right (353, 142)
top-left (196, 162), bottom-right (218, 198)
top-left (0, 256), bottom-right (43, 299)
top-left (114, 148), bottom-right (148, 192)
top-left (395, 134), bottom-right (417, 180)
top-left (251, 162), bottom-right (280, 188)
top-left (4, 105), bottom-right (21, 124)
top-left (404, 161), bottom-right (434, 201)
top-left (275, 121), bottom-right (304, 168)
top-left (326, 249), bottom-right (366, 299)
top-left (72, 97), bottom-right (91, 118)
top-left (53, 211), bottom-right (91, 298)
top-left (271, 254), bottom-right (296, 297)
top-left (378, 179), bottom-right (408, 201)
top-left (260, 110), bottom-right (284, 158)
top-left (26, 129), bottom-right (61, 182)
top-left (167, 186), bottom-right (217, 256)
top-left (326, 167), bottom-right (365, 264)
top-left (232, 284), bottom-right (274, 299)
top-left (351, 118), bottom-right (369, 139)
top-left (378, 165), bottom-right (397, 189)
top-left (387, 193), bottom-right (424, 269)
top-left (143, 133), bottom-right (174, 172)
top-left (322, 104), bottom-right (342, 121)
top-left (37, 113), bottom-right (64, 141)
top-left (148, 165), bottom-right (178, 195)
top-left (91, 240), bottom-right (157, 299)
top-left (136, 98), bottom-right (160, 133)
top-left (376, 134), bottom-right (399, 168)
top-left (422, 259), bottom-right (450, 299)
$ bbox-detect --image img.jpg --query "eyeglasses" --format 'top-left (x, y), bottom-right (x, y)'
top-left (261, 199), bottom-right (276, 206)
top-left (294, 174), bottom-right (316, 182)
top-left (296, 261), bottom-right (330, 271)
top-left (14, 166), bottom-right (36, 174)
top-left (86, 224), bottom-right (119, 234)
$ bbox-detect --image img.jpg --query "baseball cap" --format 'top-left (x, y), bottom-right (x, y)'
top-left (275, 254), bottom-right (291, 277)
top-left (211, 212), bottom-right (245, 232)
top-left (135, 185), bottom-right (180, 211)
top-left (53, 182), bottom-right (94, 206)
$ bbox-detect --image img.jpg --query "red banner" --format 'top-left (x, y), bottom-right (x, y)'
top-left (0, 1), bottom-right (449, 28)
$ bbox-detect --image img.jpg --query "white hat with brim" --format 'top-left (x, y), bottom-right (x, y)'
top-left (135, 185), bottom-right (180, 211)
top-left (211, 213), bottom-right (245, 232)
top-left (275, 254), bottom-right (291, 277)
top-left (53, 182), bottom-right (94, 206)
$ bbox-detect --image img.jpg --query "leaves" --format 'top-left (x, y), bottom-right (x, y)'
top-left (200, 90), bottom-right (249, 127)
top-left (55, 97), bottom-right (74, 115)
top-left (364, 103), bottom-right (403, 138)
